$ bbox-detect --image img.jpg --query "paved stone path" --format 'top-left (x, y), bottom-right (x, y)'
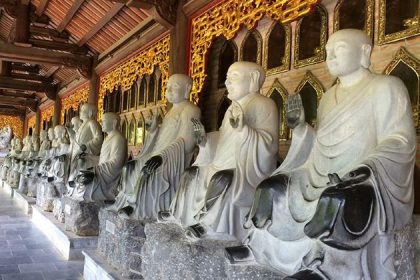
top-left (0, 188), bottom-right (84, 280)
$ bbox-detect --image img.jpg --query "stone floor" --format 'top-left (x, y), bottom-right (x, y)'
top-left (0, 188), bottom-right (84, 280)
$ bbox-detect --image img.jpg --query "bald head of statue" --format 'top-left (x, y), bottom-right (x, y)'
top-left (225, 61), bottom-right (266, 101)
top-left (80, 103), bottom-right (97, 122)
top-left (166, 74), bottom-right (193, 104)
top-left (326, 29), bottom-right (372, 78)
top-left (102, 112), bottom-right (120, 134)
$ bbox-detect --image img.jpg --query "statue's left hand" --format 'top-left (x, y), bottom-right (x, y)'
top-left (229, 101), bottom-right (244, 131)
top-left (76, 169), bottom-right (94, 185)
top-left (142, 155), bottom-right (162, 175)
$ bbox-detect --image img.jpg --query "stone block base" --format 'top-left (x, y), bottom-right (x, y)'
top-left (395, 219), bottom-right (416, 280)
top-left (36, 182), bottom-right (55, 211)
top-left (2, 180), bottom-right (14, 197)
top-left (227, 263), bottom-right (285, 279)
top-left (97, 208), bottom-right (145, 279)
top-left (32, 205), bottom-right (98, 260)
top-left (141, 222), bottom-right (241, 280)
top-left (83, 250), bottom-right (129, 280)
top-left (13, 190), bottom-right (36, 215)
top-left (26, 177), bottom-right (39, 197)
top-left (53, 198), bottom-right (65, 223)
top-left (62, 197), bottom-right (102, 236)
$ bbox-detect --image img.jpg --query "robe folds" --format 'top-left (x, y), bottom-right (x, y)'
top-left (171, 93), bottom-right (279, 240)
top-left (83, 130), bottom-right (127, 202)
top-left (109, 101), bottom-right (200, 220)
top-left (246, 73), bottom-right (415, 279)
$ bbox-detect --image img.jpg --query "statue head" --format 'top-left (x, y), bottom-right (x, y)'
top-left (47, 128), bottom-right (55, 140)
top-left (31, 134), bottom-right (39, 143)
top-left (54, 125), bottom-right (66, 139)
top-left (80, 103), bottom-right (97, 122)
top-left (23, 136), bottom-right (30, 146)
top-left (40, 131), bottom-right (48, 141)
top-left (166, 74), bottom-right (192, 104)
top-left (71, 116), bottom-right (83, 132)
top-left (102, 112), bottom-right (120, 134)
top-left (326, 29), bottom-right (372, 78)
top-left (225, 61), bottom-right (265, 101)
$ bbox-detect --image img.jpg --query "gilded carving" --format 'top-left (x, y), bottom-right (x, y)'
top-left (60, 85), bottom-right (89, 124)
top-left (268, 79), bottom-right (289, 140)
top-left (189, 0), bottom-right (320, 103)
top-left (384, 47), bottom-right (420, 127)
top-left (293, 5), bottom-right (328, 69)
top-left (378, 0), bottom-right (420, 45)
top-left (0, 115), bottom-right (23, 139)
top-left (264, 22), bottom-right (291, 75)
top-left (98, 35), bottom-right (170, 119)
top-left (333, 0), bottom-right (374, 39)
top-left (27, 115), bottom-right (36, 132)
top-left (41, 106), bottom-right (54, 125)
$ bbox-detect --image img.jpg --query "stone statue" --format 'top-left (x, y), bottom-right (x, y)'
top-left (108, 74), bottom-right (201, 220)
top-left (0, 126), bottom-right (12, 150)
top-left (72, 112), bottom-right (127, 202)
top-left (165, 62), bottom-right (279, 241)
top-left (67, 104), bottom-right (103, 186)
top-left (226, 29), bottom-right (416, 280)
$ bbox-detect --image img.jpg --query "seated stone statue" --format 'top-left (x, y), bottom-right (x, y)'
top-left (72, 112), bottom-right (127, 202)
top-left (67, 103), bottom-right (103, 186)
top-left (226, 29), bottom-right (416, 280)
top-left (108, 74), bottom-right (201, 220)
top-left (166, 62), bottom-right (278, 241)
top-left (50, 125), bottom-right (70, 187)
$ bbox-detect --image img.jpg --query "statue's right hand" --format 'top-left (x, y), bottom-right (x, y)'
top-left (191, 118), bottom-right (206, 147)
top-left (286, 94), bottom-right (305, 129)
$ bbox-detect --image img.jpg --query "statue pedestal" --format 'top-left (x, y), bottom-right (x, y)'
top-left (2, 180), bottom-right (14, 197)
top-left (13, 190), bottom-right (36, 215)
top-left (32, 205), bottom-right (98, 260)
top-left (226, 263), bottom-right (285, 279)
top-left (62, 197), bottom-right (102, 236)
top-left (53, 198), bottom-right (65, 223)
top-left (17, 173), bottom-right (28, 195)
top-left (97, 209), bottom-right (145, 278)
top-left (36, 182), bottom-right (55, 211)
top-left (395, 218), bottom-right (416, 279)
top-left (83, 209), bottom-right (146, 279)
top-left (26, 177), bottom-right (38, 197)
top-left (141, 222), bottom-right (241, 280)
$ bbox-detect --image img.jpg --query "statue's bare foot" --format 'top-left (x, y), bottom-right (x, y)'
top-left (185, 223), bottom-right (206, 240)
top-left (225, 245), bottom-right (255, 264)
top-left (157, 211), bottom-right (176, 223)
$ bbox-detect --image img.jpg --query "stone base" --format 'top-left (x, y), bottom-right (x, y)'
top-left (26, 177), bottom-right (39, 197)
top-left (395, 219), bottom-right (416, 280)
top-left (83, 250), bottom-right (129, 280)
top-left (32, 205), bottom-right (98, 260)
top-left (141, 222), bottom-right (241, 280)
top-left (2, 180), bottom-right (14, 197)
top-left (227, 263), bottom-right (285, 279)
top-left (97, 209), bottom-right (145, 279)
top-left (53, 198), bottom-right (65, 223)
top-left (36, 182), bottom-right (55, 211)
top-left (62, 197), bottom-right (102, 236)
top-left (13, 190), bottom-right (36, 215)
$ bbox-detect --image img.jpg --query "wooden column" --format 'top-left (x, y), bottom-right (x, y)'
top-left (89, 69), bottom-right (99, 108)
top-left (23, 116), bottom-right (28, 136)
top-left (35, 107), bottom-right (41, 135)
top-left (53, 97), bottom-right (61, 126)
top-left (15, 2), bottom-right (30, 44)
top-left (169, 0), bottom-right (188, 75)
top-left (0, 61), bottom-right (11, 76)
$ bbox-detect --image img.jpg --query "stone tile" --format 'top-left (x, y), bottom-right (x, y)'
top-left (0, 264), bottom-right (19, 274)
top-left (0, 256), bottom-right (32, 265)
top-left (18, 262), bottom-right (57, 273)
top-left (11, 249), bottom-right (46, 257)
top-left (42, 269), bottom-right (82, 280)
top-left (30, 254), bottom-right (63, 263)
top-left (1, 272), bottom-right (44, 280)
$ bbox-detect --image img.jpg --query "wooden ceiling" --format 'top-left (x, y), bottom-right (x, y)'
top-left (0, 0), bottom-right (175, 117)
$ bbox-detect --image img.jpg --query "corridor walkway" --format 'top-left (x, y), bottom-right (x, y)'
top-left (0, 188), bottom-right (84, 280)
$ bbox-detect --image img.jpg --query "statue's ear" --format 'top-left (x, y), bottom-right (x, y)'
top-left (360, 44), bottom-right (372, 69)
top-left (185, 84), bottom-right (192, 99)
top-left (249, 70), bottom-right (260, 93)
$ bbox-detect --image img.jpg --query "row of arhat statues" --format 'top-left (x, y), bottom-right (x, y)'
top-left (1, 29), bottom-right (416, 279)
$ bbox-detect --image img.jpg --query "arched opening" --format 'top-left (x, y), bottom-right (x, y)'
top-left (241, 30), bottom-right (262, 64)
top-left (218, 41), bottom-right (236, 88)
top-left (147, 74), bottom-right (156, 104)
top-left (121, 120), bottom-right (127, 140)
top-left (138, 77), bottom-right (146, 107)
top-left (335, 0), bottom-right (371, 32)
top-left (299, 83), bottom-right (318, 127)
top-left (122, 90), bottom-right (129, 112)
top-left (136, 116), bottom-right (145, 147)
top-left (217, 92), bottom-right (231, 129)
top-left (384, 0), bottom-right (418, 35)
top-left (294, 5), bottom-right (327, 67)
top-left (266, 22), bottom-right (287, 70)
top-left (128, 118), bottom-right (136, 145)
top-left (157, 75), bottom-right (163, 102)
top-left (130, 83), bottom-right (137, 109)
top-left (269, 88), bottom-right (288, 140)
top-left (390, 62), bottom-right (419, 108)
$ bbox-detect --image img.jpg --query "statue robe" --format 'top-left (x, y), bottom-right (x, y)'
top-left (82, 130), bottom-right (127, 202)
top-left (110, 101), bottom-right (200, 220)
top-left (171, 93), bottom-right (278, 240)
top-left (246, 73), bottom-right (415, 279)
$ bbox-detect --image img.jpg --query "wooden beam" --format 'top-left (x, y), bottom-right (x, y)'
top-left (30, 26), bottom-right (70, 41)
top-left (0, 95), bottom-right (37, 110)
top-left (0, 61), bottom-right (11, 76)
top-left (0, 76), bottom-right (56, 99)
top-left (15, 2), bottom-right (30, 44)
top-left (0, 89), bottom-right (36, 99)
top-left (11, 63), bottom-right (39, 74)
top-left (77, 2), bottom-right (125, 46)
top-left (0, 105), bottom-right (26, 116)
top-left (44, 66), bottom-right (60, 78)
top-left (0, 41), bottom-right (92, 78)
top-left (29, 38), bottom-right (89, 54)
top-left (57, 0), bottom-right (85, 32)
top-left (10, 73), bottom-right (53, 83)
top-left (35, 0), bottom-right (49, 16)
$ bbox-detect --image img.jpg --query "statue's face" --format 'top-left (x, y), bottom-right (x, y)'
top-left (80, 106), bottom-right (89, 121)
top-left (225, 64), bottom-right (251, 101)
top-left (48, 129), bottom-right (54, 140)
top-left (166, 78), bottom-right (186, 104)
top-left (326, 37), bottom-right (363, 77)
top-left (71, 118), bottom-right (82, 131)
top-left (101, 116), bottom-right (114, 133)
